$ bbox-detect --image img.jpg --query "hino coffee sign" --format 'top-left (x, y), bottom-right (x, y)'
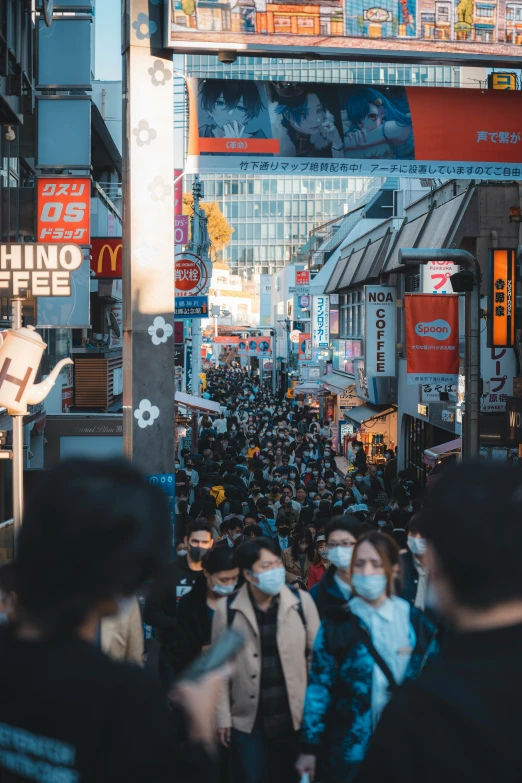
top-left (364, 286), bottom-right (396, 378)
top-left (0, 244), bottom-right (83, 297)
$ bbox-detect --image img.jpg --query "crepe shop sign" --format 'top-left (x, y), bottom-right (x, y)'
top-left (0, 244), bottom-right (83, 296)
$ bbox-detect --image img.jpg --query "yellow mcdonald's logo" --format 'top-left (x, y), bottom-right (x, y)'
top-left (97, 243), bottom-right (122, 273)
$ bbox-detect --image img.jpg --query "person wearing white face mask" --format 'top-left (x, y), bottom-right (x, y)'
top-left (174, 547), bottom-right (238, 675)
top-left (212, 537), bottom-right (319, 783)
top-left (398, 516), bottom-right (430, 611)
top-left (309, 517), bottom-right (362, 618)
top-left (298, 531), bottom-right (438, 783)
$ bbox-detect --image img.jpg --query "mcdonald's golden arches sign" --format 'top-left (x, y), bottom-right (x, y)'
top-left (90, 238), bottom-right (122, 279)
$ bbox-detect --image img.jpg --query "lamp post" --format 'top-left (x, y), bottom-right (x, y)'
top-left (399, 248), bottom-right (481, 460)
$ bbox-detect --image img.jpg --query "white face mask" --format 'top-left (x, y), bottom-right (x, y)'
top-left (250, 566), bottom-right (286, 596)
top-left (408, 536), bottom-right (427, 556)
top-left (178, 549), bottom-right (187, 556)
top-left (352, 574), bottom-right (387, 602)
top-left (327, 545), bottom-right (353, 570)
top-left (211, 579), bottom-right (237, 596)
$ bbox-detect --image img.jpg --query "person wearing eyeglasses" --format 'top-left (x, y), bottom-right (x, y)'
top-left (309, 517), bottom-right (363, 618)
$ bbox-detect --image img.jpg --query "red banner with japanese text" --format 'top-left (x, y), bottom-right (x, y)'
top-left (405, 294), bottom-right (459, 386)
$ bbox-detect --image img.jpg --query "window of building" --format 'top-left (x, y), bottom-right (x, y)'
top-left (475, 4), bottom-right (495, 15)
top-left (339, 291), bottom-right (363, 338)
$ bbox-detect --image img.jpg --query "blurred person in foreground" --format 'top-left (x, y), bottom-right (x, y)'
top-left (0, 459), bottom-right (222, 783)
top-left (356, 461), bottom-right (522, 783)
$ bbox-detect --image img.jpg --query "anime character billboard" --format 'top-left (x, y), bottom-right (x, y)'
top-left (187, 78), bottom-right (522, 180)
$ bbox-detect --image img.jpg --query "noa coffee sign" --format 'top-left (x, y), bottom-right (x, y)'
top-left (364, 286), bottom-right (396, 378)
top-left (0, 244), bottom-right (83, 297)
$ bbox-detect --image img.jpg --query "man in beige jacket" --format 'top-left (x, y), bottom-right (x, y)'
top-left (212, 537), bottom-right (320, 783)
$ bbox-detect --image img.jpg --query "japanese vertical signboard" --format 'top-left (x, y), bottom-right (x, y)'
top-left (405, 294), bottom-right (459, 385)
top-left (312, 295), bottom-right (330, 349)
top-left (480, 322), bottom-right (516, 412)
top-left (37, 177), bottom-right (90, 244)
top-left (421, 260), bottom-right (458, 294)
top-left (364, 286), bottom-right (396, 377)
top-left (488, 248), bottom-right (516, 348)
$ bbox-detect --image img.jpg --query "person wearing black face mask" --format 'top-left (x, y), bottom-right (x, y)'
top-left (143, 520), bottom-right (214, 690)
top-left (274, 516), bottom-right (294, 556)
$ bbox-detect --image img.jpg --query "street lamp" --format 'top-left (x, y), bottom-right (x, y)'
top-left (399, 248), bottom-right (481, 460)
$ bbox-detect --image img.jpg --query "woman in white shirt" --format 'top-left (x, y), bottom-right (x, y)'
top-left (298, 531), bottom-right (439, 783)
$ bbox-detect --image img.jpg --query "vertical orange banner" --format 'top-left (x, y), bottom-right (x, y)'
top-left (488, 248), bottom-right (516, 348)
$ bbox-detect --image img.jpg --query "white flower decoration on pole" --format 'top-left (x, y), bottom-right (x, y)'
top-left (148, 316), bottom-right (173, 346)
top-left (134, 399), bottom-right (160, 429)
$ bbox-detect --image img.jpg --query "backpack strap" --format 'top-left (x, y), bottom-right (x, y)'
top-left (287, 585), bottom-right (309, 656)
top-left (353, 623), bottom-right (399, 693)
top-left (325, 609), bottom-right (398, 693)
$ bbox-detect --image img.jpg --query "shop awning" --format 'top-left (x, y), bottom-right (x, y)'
top-left (344, 404), bottom-right (396, 425)
top-left (175, 391), bottom-right (221, 414)
top-left (423, 437), bottom-right (461, 467)
top-left (293, 382), bottom-right (321, 394)
top-left (319, 373), bottom-right (353, 395)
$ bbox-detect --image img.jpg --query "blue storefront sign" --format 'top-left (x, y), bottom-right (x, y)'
top-left (175, 295), bottom-right (209, 318)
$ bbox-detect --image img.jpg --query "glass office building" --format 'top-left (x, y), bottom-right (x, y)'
top-left (180, 57), bottom-right (468, 276)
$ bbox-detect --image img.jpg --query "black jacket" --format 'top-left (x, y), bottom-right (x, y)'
top-left (0, 629), bottom-right (215, 783)
top-left (173, 573), bottom-right (212, 675)
top-left (143, 556), bottom-right (199, 646)
top-left (355, 622), bottom-right (522, 783)
top-left (398, 549), bottom-right (419, 605)
top-left (273, 535), bottom-right (294, 556)
top-left (309, 565), bottom-right (350, 618)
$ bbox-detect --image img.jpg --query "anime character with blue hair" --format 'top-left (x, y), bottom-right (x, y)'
top-left (343, 87), bottom-right (414, 159)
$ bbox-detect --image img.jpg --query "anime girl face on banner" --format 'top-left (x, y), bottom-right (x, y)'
top-left (341, 85), bottom-right (414, 160)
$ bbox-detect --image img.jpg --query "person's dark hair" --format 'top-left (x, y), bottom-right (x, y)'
top-left (221, 517), bottom-right (244, 535)
top-left (244, 524), bottom-right (263, 539)
top-left (407, 513), bottom-right (422, 535)
top-left (15, 459), bottom-right (171, 637)
top-left (186, 520), bottom-right (214, 539)
top-left (235, 536), bottom-right (279, 571)
top-left (420, 461), bottom-right (522, 609)
top-left (276, 513), bottom-right (292, 527)
top-left (350, 531), bottom-right (399, 597)
top-left (199, 500), bottom-right (218, 517)
top-left (291, 529), bottom-right (315, 561)
top-left (202, 546), bottom-right (237, 574)
top-left (200, 79), bottom-right (264, 123)
top-left (325, 515), bottom-right (363, 541)
top-left (229, 500), bottom-right (243, 515)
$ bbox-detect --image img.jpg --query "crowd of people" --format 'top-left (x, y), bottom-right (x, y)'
top-left (143, 366), bottom-right (440, 781)
top-left (1, 365), bottom-right (522, 783)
